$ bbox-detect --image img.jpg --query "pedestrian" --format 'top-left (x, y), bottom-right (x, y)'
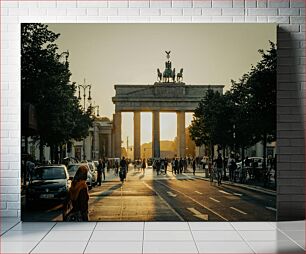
top-left (101, 158), bottom-right (106, 181)
top-left (63, 165), bottom-right (89, 221)
top-left (26, 155), bottom-right (35, 183)
top-left (164, 158), bottom-right (168, 174)
top-left (192, 158), bottom-right (196, 175)
top-left (97, 159), bottom-right (103, 186)
top-left (215, 153), bottom-right (223, 186)
top-left (174, 158), bottom-right (179, 174)
top-left (114, 159), bottom-right (119, 176)
top-left (179, 158), bottom-right (183, 174)
top-left (227, 153), bottom-right (236, 182)
top-left (171, 158), bottom-right (175, 174)
top-left (156, 159), bottom-right (161, 175)
top-left (160, 159), bottom-right (165, 174)
top-left (119, 156), bottom-right (127, 181)
top-left (141, 158), bottom-right (146, 174)
top-left (183, 158), bottom-right (187, 173)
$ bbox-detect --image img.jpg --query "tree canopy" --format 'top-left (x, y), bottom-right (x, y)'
top-left (189, 42), bottom-right (276, 160)
top-left (21, 23), bottom-right (92, 151)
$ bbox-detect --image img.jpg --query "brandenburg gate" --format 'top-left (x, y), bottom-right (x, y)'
top-left (112, 52), bottom-right (224, 159)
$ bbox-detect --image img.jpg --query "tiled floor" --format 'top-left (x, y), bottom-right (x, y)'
top-left (0, 219), bottom-right (304, 253)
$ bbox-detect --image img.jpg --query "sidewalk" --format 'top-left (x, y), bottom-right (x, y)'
top-left (191, 171), bottom-right (277, 196)
top-left (122, 165), bottom-right (277, 196)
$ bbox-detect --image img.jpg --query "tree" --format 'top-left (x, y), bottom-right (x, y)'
top-left (189, 42), bottom-right (276, 166)
top-left (229, 75), bottom-right (258, 158)
top-left (21, 24), bottom-right (92, 162)
top-left (185, 127), bottom-right (196, 157)
top-left (189, 89), bottom-right (234, 160)
top-left (245, 42), bottom-right (277, 169)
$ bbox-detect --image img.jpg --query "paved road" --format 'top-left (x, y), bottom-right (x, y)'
top-left (22, 166), bottom-right (276, 221)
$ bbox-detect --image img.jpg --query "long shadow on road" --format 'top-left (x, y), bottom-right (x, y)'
top-left (90, 183), bottom-right (123, 204)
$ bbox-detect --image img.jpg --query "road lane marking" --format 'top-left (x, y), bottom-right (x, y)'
top-left (219, 190), bottom-right (231, 195)
top-left (167, 191), bottom-right (177, 197)
top-left (233, 193), bottom-right (243, 196)
top-left (156, 180), bottom-right (228, 221)
top-left (266, 206), bottom-right (277, 212)
top-left (230, 206), bottom-right (247, 215)
top-left (187, 207), bottom-right (208, 221)
top-left (143, 182), bottom-right (184, 221)
top-left (195, 191), bottom-right (203, 194)
top-left (209, 197), bottom-right (220, 203)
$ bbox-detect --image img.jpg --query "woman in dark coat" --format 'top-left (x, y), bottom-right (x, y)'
top-left (63, 165), bottom-right (89, 221)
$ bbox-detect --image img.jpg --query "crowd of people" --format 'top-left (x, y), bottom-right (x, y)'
top-left (22, 153), bottom-right (276, 222)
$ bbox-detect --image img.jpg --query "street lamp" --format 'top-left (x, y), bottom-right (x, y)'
top-left (77, 78), bottom-right (92, 160)
top-left (233, 124), bottom-right (236, 154)
top-left (78, 78), bottom-right (92, 112)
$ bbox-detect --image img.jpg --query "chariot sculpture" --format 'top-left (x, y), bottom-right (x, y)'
top-left (157, 51), bottom-right (183, 83)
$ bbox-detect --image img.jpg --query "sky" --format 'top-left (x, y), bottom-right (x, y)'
top-left (47, 24), bottom-right (276, 147)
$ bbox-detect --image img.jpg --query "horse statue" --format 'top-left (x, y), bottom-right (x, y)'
top-left (157, 68), bottom-right (162, 82)
top-left (177, 68), bottom-right (183, 82)
top-left (172, 68), bottom-right (176, 83)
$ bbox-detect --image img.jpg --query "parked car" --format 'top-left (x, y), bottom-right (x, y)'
top-left (67, 163), bottom-right (95, 189)
top-left (236, 157), bottom-right (270, 181)
top-left (87, 161), bottom-right (98, 184)
top-left (237, 157), bottom-right (265, 169)
top-left (26, 165), bottom-right (70, 206)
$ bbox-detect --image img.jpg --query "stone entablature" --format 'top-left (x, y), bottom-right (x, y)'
top-left (112, 83), bottom-right (224, 112)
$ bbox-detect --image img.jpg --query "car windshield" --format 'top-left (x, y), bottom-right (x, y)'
top-left (32, 167), bottom-right (66, 180)
top-left (67, 165), bottom-right (79, 176)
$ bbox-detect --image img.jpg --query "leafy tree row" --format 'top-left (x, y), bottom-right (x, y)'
top-left (21, 23), bottom-right (92, 162)
top-left (189, 42), bottom-right (276, 169)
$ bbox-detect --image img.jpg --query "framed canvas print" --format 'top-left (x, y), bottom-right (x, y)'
top-left (21, 23), bottom-right (276, 222)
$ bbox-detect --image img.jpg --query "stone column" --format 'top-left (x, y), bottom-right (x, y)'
top-left (93, 122), bottom-right (100, 160)
top-left (111, 129), bottom-right (115, 158)
top-left (114, 112), bottom-right (122, 158)
top-left (152, 111), bottom-right (160, 158)
top-left (177, 111), bottom-right (186, 158)
top-left (107, 133), bottom-right (112, 158)
top-left (134, 112), bottom-right (141, 160)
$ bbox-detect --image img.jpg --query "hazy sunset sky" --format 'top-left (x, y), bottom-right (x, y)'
top-left (47, 24), bottom-right (276, 147)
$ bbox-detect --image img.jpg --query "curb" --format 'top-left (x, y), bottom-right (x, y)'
top-left (193, 175), bottom-right (277, 196)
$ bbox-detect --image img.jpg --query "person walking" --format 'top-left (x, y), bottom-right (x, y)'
top-left (26, 155), bottom-right (35, 183)
top-left (119, 156), bottom-right (127, 182)
top-left (174, 158), bottom-right (179, 174)
top-left (164, 158), bottom-right (168, 174)
top-left (171, 158), bottom-right (175, 174)
top-left (114, 159), bottom-right (119, 176)
top-left (156, 159), bottom-right (161, 175)
top-left (141, 158), bottom-right (146, 175)
top-left (179, 158), bottom-right (183, 174)
top-left (101, 158), bottom-right (106, 181)
top-left (183, 158), bottom-right (187, 173)
top-left (227, 153), bottom-right (236, 182)
top-left (97, 159), bottom-right (103, 186)
top-left (63, 165), bottom-right (89, 221)
top-left (192, 158), bottom-right (196, 175)
top-left (215, 153), bottom-right (223, 186)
